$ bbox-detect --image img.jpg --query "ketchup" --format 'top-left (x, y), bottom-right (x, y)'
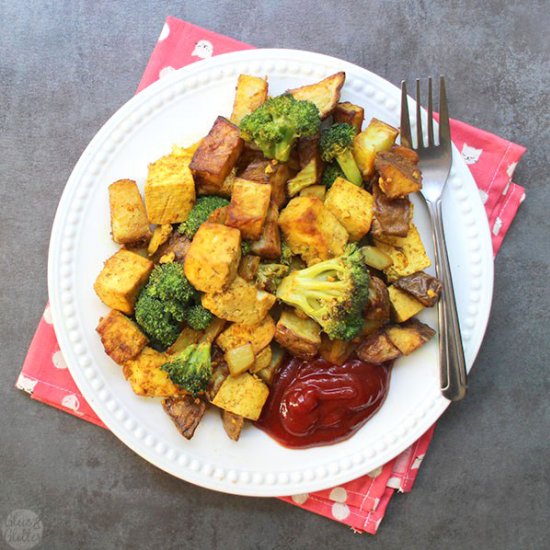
top-left (256, 356), bottom-right (391, 448)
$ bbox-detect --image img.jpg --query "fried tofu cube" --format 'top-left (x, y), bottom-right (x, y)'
top-left (96, 310), bottom-right (148, 365)
top-left (250, 202), bottom-right (281, 259)
top-left (324, 177), bottom-right (375, 241)
top-left (300, 185), bottom-right (326, 200)
top-left (144, 152), bottom-right (195, 224)
top-left (333, 101), bottom-right (365, 132)
top-left (274, 309), bottom-right (322, 358)
top-left (184, 222), bottom-right (241, 293)
top-left (123, 347), bottom-right (183, 397)
top-left (226, 178), bottom-right (271, 240)
top-left (216, 315), bottom-right (276, 354)
top-left (278, 196), bottom-right (348, 265)
top-left (353, 118), bottom-right (399, 178)
top-left (239, 158), bottom-right (290, 208)
top-left (190, 116), bottom-right (243, 193)
top-left (375, 150), bottom-right (422, 198)
top-left (211, 372), bottom-right (269, 421)
top-left (388, 285), bottom-right (425, 322)
top-left (201, 276), bottom-right (276, 325)
top-left (109, 179), bottom-right (151, 244)
top-left (289, 72), bottom-right (345, 119)
top-left (230, 74), bottom-right (268, 125)
top-left (385, 319), bottom-right (436, 356)
top-left (373, 224), bottom-right (431, 281)
top-left (94, 249), bottom-right (153, 314)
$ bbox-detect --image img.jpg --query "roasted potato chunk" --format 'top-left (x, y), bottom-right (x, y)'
top-left (184, 222), bottom-right (241, 293)
top-left (393, 271), bottom-right (443, 307)
top-left (372, 182), bottom-right (412, 237)
top-left (238, 158), bottom-right (289, 208)
top-left (94, 249), bottom-right (153, 315)
top-left (375, 150), bottom-right (422, 198)
top-left (230, 74), bottom-right (268, 125)
top-left (388, 285), bottom-right (425, 323)
top-left (353, 118), bottom-right (399, 178)
top-left (238, 254), bottom-right (261, 281)
top-left (226, 178), bottom-right (272, 240)
top-left (274, 309), bottom-right (322, 358)
top-left (356, 331), bottom-right (401, 364)
top-left (202, 276), bottom-right (276, 325)
top-left (250, 345), bottom-right (273, 373)
top-left (385, 319), bottom-right (436, 355)
top-left (163, 395), bottom-right (206, 440)
top-left (250, 202), bottom-right (282, 259)
top-left (256, 344), bottom-right (285, 385)
top-left (324, 177), bottom-right (374, 241)
top-left (365, 276), bottom-right (391, 324)
top-left (222, 410), bottom-right (245, 441)
top-left (109, 179), bottom-right (151, 244)
top-left (216, 315), bottom-right (276, 354)
top-left (319, 336), bottom-right (356, 366)
top-left (391, 144), bottom-right (419, 164)
top-left (144, 152), bottom-right (195, 224)
top-left (289, 72), bottom-right (345, 119)
top-left (278, 196), bottom-right (348, 265)
top-left (190, 116), bottom-right (243, 193)
top-left (333, 101), bottom-right (365, 132)
top-left (96, 309), bottom-right (148, 365)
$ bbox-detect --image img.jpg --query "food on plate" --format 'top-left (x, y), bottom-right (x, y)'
top-left (93, 71), bottom-right (441, 447)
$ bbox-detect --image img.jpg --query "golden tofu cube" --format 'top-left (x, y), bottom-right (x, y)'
top-left (147, 224), bottom-right (172, 256)
top-left (375, 150), bottom-right (422, 198)
top-left (289, 72), bottom-right (345, 119)
top-left (226, 178), bottom-right (271, 240)
top-left (123, 347), bottom-right (183, 397)
top-left (373, 224), bottom-right (431, 281)
top-left (96, 309), bottom-right (148, 365)
top-left (278, 196), bottom-right (348, 265)
top-left (184, 222), bottom-right (241, 293)
top-left (216, 315), bottom-right (275, 354)
top-left (144, 151), bottom-right (196, 224)
top-left (324, 177), bottom-right (375, 241)
top-left (388, 285), bottom-right (425, 322)
top-left (230, 74), bottom-right (268, 125)
top-left (333, 101), bottom-right (365, 132)
top-left (385, 319), bottom-right (436, 356)
top-left (201, 276), bottom-right (276, 325)
top-left (211, 372), bottom-right (269, 420)
top-left (109, 179), bottom-right (151, 244)
top-left (94, 249), bottom-right (154, 314)
top-left (300, 185), bottom-right (326, 200)
top-left (353, 118), bottom-right (399, 178)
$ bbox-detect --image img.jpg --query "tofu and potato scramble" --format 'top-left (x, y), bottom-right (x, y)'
top-left (94, 72), bottom-right (441, 444)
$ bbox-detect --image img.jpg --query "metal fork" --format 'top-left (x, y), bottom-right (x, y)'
top-left (400, 77), bottom-right (467, 401)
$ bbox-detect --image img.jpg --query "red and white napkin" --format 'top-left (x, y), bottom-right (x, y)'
top-left (17, 16), bottom-right (526, 534)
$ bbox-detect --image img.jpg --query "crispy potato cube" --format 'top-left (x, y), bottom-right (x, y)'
top-left (226, 343), bottom-right (255, 376)
top-left (144, 152), bottom-right (195, 224)
top-left (109, 179), bottom-right (151, 244)
top-left (207, 204), bottom-right (229, 225)
top-left (96, 309), bottom-right (148, 365)
top-left (226, 178), bottom-right (272, 240)
top-left (319, 336), bottom-right (355, 366)
top-left (353, 118), bottom-right (399, 178)
top-left (250, 345), bottom-right (273, 373)
top-left (184, 222), bottom-right (241, 293)
top-left (324, 177), bottom-right (374, 241)
top-left (278, 196), bottom-right (348, 265)
top-left (163, 395), bottom-right (206, 440)
top-left (151, 231), bottom-right (192, 265)
top-left (94, 249), bottom-right (153, 314)
top-left (202, 276), bottom-right (276, 325)
top-left (250, 202), bottom-right (281, 259)
top-left (123, 347), bottom-right (183, 397)
top-left (365, 276), bottom-right (391, 325)
top-left (393, 272), bottom-right (443, 307)
top-left (212, 372), bottom-right (269, 420)
top-left (147, 224), bottom-right (172, 256)
top-left (230, 74), bottom-right (268, 125)
top-left (298, 134), bottom-right (321, 169)
top-left (391, 144), bottom-right (419, 164)
top-left (256, 344), bottom-right (285, 385)
top-left (356, 331), bottom-right (401, 364)
top-left (373, 224), bottom-right (431, 281)
top-left (333, 101), bottom-right (365, 132)
top-left (300, 185), bottom-right (326, 200)
top-left (239, 158), bottom-right (289, 208)
top-left (216, 315), bottom-right (275, 354)
top-left (190, 116), bottom-right (243, 193)
top-left (274, 309), bottom-right (321, 358)
top-left (238, 254), bottom-right (261, 281)
top-left (289, 72), bottom-right (345, 119)
top-left (375, 150), bottom-right (422, 198)
top-left (388, 285), bottom-right (425, 322)
top-left (222, 410), bottom-right (245, 441)
top-left (372, 181), bottom-right (412, 237)
top-left (385, 319), bottom-right (436, 355)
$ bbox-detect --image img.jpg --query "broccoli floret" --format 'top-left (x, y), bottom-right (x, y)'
top-left (320, 123), bottom-right (363, 186)
top-left (241, 240), bottom-right (252, 256)
top-left (240, 94), bottom-right (321, 162)
top-left (184, 303), bottom-right (214, 331)
top-left (276, 245), bottom-right (370, 340)
top-left (177, 196), bottom-right (229, 239)
top-left (161, 342), bottom-right (213, 397)
top-left (256, 263), bottom-right (289, 294)
top-left (134, 293), bottom-right (182, 348)
top-left (280, 241), bottom-right (293, 267)
top-left (321, 162), bottom-right (346, 188)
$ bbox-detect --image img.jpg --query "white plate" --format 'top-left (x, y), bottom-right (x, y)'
top-left (48, 49), bottom-right (493, 496)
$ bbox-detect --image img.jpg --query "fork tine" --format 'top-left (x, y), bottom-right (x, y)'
top-left (416, 79), bottom-right (423, 148)
top-left (400, 80), bottom-right (412, 148)
top-left (427, 77), bottom-right (434, 146)
top-left (438, 76), bottom-right (451, 145)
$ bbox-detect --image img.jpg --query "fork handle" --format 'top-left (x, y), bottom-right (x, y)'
top-left (428, 200), bottom-right (468, 401)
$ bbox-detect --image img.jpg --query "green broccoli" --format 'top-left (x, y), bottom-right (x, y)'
top-left (240, 94), bottom-right (321, 162)
top-left (280, 240), bottom-right (293, 267)
top-left (255, 263), bottom-right (289, 294)
top-left (177, 196), bottom-right (229, 239)
top-left (321, 162), bottom-right (346, 188)
top-left (276, 245), bottom-right (370, 340)
top-left (184, 303), bottom-right (213, 331)
top-left (241, 240), bottom-right (252, 257)
top-left (134, 293), bottom-right (182, 349)
top-left (161, 342), bottom-right (212, 397)
top-left (320, 123), bottom-right (363, 186)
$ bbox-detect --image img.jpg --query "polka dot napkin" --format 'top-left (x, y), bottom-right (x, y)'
top-left (17, 16), bottom-right (526, 535)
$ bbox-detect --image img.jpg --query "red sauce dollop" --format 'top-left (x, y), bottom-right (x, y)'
top-left (256, 356), bottom-right (391, 448)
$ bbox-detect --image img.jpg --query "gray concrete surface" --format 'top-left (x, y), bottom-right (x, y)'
top-left (1, 1), bottom-right (549, 548)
